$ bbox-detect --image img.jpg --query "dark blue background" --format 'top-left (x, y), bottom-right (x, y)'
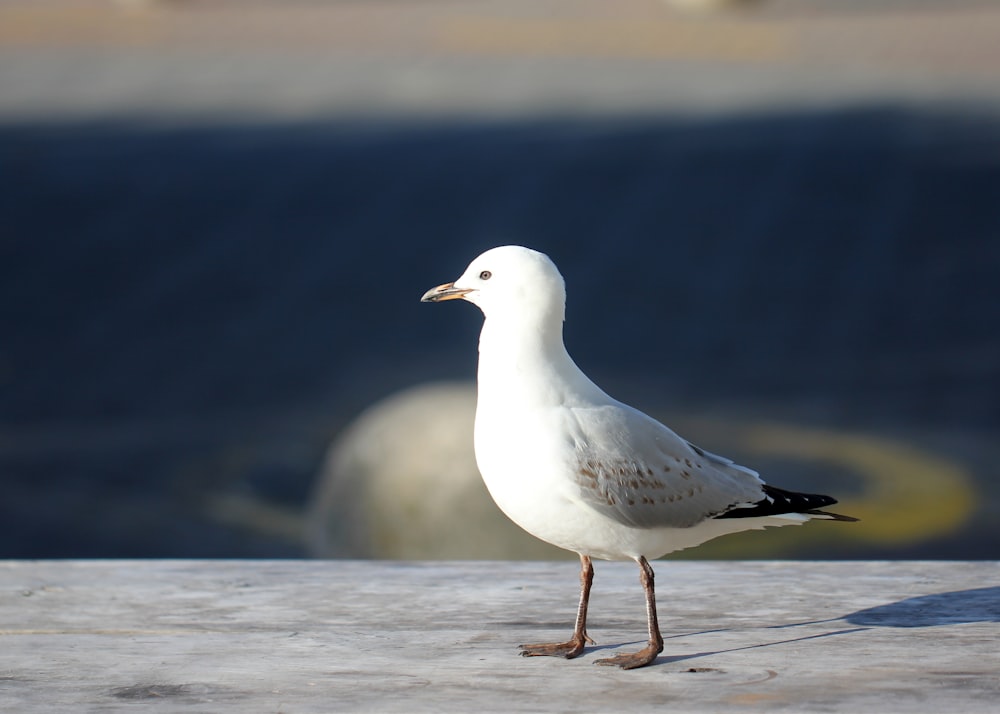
top-left (2, 108), bottom-right (998, 557)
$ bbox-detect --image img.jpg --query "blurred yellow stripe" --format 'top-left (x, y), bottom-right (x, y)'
top-left (743, 424), bottom-right (976, 546)
top-left (669, 419), bottom-right (977, 559)
top-left (0, 6), bottom-right (161, 47)
top-left (437, 18), bottom-right (791, 62)
top-left (0, 6), bottom-right (790, 61)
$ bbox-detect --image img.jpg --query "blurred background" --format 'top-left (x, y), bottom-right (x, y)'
top-left (1, 0), bottom-right (998, 560)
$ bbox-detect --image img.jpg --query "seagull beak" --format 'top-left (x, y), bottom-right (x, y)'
top-left (421, 282), bottom-right (472, 303)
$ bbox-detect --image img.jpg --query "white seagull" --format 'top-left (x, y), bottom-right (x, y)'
top-left (422, 245), bottom-right (857, 669)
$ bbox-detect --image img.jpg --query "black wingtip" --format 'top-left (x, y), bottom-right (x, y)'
top-left (715, 485), bottom-right (858, 521)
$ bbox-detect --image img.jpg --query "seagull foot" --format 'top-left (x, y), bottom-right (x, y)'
top-left (519, 632), bottom-right (592, 659)
top-left (593, 642), bottom-right (662, 670)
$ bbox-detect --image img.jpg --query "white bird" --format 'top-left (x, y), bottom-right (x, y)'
top-left (421, 245), bottom-right (856, 670)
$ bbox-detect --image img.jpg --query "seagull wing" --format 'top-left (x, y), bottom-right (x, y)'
top-left (567, 403), bottom-right (766, 529)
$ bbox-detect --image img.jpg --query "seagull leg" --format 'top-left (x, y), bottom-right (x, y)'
top-left (519, 554), bottom-right (596, 659)
top-left (594, 556), bottom-right (663, 669)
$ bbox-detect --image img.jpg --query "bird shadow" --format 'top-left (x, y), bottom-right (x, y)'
top-left (597, 586), bottom-right (1000, 668)
top-left (770, 586), bottom-right (1000, 629)
top-left (654, 626), bottom-right (870, 667)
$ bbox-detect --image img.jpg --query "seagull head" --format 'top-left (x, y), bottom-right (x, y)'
top-left (421, 246), bottom-right (566, 323)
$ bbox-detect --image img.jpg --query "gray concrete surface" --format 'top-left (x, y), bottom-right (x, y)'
top-left (1, 560), bottom-right (998, 712)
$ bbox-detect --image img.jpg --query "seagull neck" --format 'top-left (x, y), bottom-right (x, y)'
top-left (479, 309), bottom-right (566, 355)
top-left (477, 313), bottom-right (591, 403)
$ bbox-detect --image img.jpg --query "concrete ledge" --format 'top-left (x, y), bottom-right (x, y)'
top-left (1, 560), bottom-right (997, 711)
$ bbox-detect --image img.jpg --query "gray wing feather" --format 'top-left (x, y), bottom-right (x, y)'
top-left (571, 405), bottom-right (765, 529)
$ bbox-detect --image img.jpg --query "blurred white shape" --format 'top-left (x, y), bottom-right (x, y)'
top-left (307, 382), bottom-right (564, 559)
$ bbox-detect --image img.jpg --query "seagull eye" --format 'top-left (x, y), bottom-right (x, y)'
top-left (479, 270), bottom-right (492, 280)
